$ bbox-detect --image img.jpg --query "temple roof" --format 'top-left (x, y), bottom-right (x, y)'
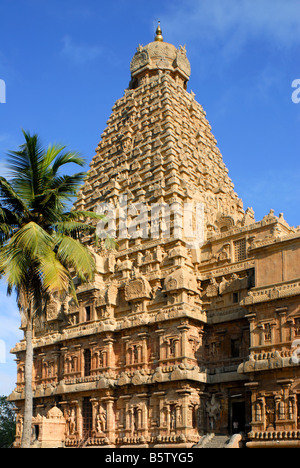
top-left (130, 23), bottom-right (191, 86)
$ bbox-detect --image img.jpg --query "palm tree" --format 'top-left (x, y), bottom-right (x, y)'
top-left (0, 130), bottom-right (110, 448)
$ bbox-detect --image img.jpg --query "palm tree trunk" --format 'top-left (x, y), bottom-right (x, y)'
top-left (21, 319), bottom-right (33, 448)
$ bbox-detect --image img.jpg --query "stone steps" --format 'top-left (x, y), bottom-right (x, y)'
top-left (195, 433), bottom-right (231, 448)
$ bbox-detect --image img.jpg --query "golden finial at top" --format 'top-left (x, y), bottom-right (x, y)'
top-left (155, 21), bottom-right (163, 42)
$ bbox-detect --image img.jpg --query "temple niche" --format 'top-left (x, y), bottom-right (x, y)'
top-left (9, 24), bottom-right (300, 449)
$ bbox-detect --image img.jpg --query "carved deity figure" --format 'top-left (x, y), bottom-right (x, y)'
top-left (66, 408), bottom-right (76, 436)
top-left (255, 402), bottom-right (262, 422)
top-left (265, 398), bottom-right (275, 429)
top-left (16, 414), bottom-right (23, 437)
top-left (96, 406), bottom-right (107, 433)
top-left (206, 394), bottom-right (221, 431)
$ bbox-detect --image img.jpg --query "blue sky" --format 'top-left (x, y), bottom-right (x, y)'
top-left (0, 0), bottom-right (299, 395)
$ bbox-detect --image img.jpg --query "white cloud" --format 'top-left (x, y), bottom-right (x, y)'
top-left (61, 35), bottom-right (103, 65)
top-left (164, 0), bottom-right (300, 55)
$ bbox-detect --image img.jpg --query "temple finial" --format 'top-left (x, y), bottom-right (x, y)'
top-left (155, 21), bottom-right (163, 42)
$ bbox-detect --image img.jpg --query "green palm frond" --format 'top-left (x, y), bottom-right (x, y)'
top-left (0, 129), bottom-right (115, 310)
top-left (7, 130), bottom-right (45, 200)
top-left (0, 177), bottom-right (30, 217)
top-left (0, 243), bottom-right (30, 288)
top-left (10, 222), bottom-right (54, 257)
top-left (51, 150), bottom-right (86, 175)
top-left (37, 250), bottom-right (71, 293)
top-left (54, 233), bottom-right (96, 281)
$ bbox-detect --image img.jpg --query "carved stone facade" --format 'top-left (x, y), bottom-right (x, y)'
top-left (9, 28), bottom-right (300, 448)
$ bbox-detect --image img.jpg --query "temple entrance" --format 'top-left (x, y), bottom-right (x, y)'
top-left (230, 400), bottom-right (245, 434)
top-left (82, 397), bottom-right (93, 438)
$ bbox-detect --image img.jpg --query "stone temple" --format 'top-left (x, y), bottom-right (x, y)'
top-left (9, 25), bottom-right (300, 448)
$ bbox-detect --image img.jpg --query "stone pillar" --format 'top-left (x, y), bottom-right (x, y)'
top-left (138, 332), bottom-right (148, 365)
top-left (122, 336), bottom-right (130, 366)
top-left (90, 398), bottom-right (98, 434)
top-left (155, 329), bottom-right (165, 361)
top-left (177, 387), bottom-right (191, 440)
top-left (276, 307), bottom-right (288, 343)
top-left (258, 323), bottom-right (264, 346)
top-left (246, 313), bottom-right (257, 348)
top-left (126, 403), bottom-right (131, 431)
top-left (77, 398), bottom-right (83, 438)
top-left (102, 351), bottom-right (107, 368)
top-left (103, 334), bottom-right (115, 369)
top-left (137, 407), bottom-right (142, 430)
top-left (102, 396), bottom-right (116, 443)
top-left (166, 405), bottom-right (171, 431)
top-left (143, 400), bottom-right (148, 431)
top-left (178, 322), bottom-right (189, 365)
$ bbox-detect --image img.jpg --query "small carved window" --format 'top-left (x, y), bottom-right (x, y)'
top-left (85, 306), bottom-right (91, 322)
top-left (295, 318), bottom-right (300, 336)
top-left (133, 345), bottom-right (139, 363)
top-left (70, 356), bottom-right (77, 372)
top-left (232, 292), bottom-right (240, 304)
top-left (234, 238), bottom-right (247, 262)
top-left (169, 339), bottom-right (176, 356)
top-left (170, 405), bottom-right (177, 430)
top-left (231, 339), bottom-right (240, 358)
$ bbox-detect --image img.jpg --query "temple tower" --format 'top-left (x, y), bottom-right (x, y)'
top-left (10, 25), bottom-right (300, 449)
top-left (77, 23), bottom-right (246, 246)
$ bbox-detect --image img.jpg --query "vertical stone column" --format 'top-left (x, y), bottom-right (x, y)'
top-left (137, 407), bottom-right (142, 430)
top-left (177, 387), bottom-right (191, 441)
top-left (74, 344), bottom-right (82, 377)
top-left (178, 322), bottom-right (189, 365)
top-left (246, 313), bottom-right (257, 348)
top-left (125, 401), bottom-right (130, 431)
top-left (258, 323), bottom-right (264, 346)
top-left (103, 334), bottom-right (115, 369)
top-left (276, 307), bottom-right (288, 343)
top-left (244, 381), bottom-right (260, 433)
top-left (155, 329), bottom-right (165, 362)
top-left (166, 405), bottom-right (171, 432)
top-left (72, 399), bottom-right (80, 438)
top-left (122, 336), bottom-right (130, 367)
top-left (102, 351), bottom-right (107, 368)
top-left (143, 399), bottom-right (148, 432)
top-left (152, 391), bottom-right (165, 436)
top-left (138, 332), bottom-right (148, 365)
top-left (60, 347), bottom-right (68, 376)
top-left (90, 398), bottom-right (98, 434)
top-left (102, 395), bottom-right (116, 443)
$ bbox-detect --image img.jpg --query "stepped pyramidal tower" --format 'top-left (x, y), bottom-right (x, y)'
top-left (10, 24), bottom-right (300, 449)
